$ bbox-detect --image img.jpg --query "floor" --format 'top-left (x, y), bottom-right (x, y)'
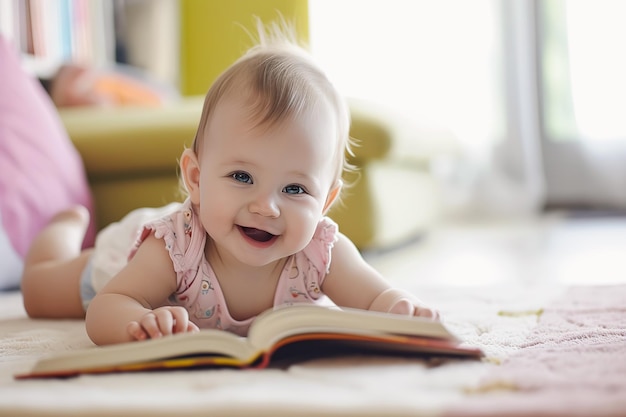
top-left (364, 211), bottom-right (626, 288)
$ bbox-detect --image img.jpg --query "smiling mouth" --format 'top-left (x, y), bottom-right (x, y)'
top-left (239, 226), bottom-right (276, 243)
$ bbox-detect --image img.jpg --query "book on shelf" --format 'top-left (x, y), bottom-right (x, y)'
top-left (0, 0), bottom-right (115, 77)
top-left (1, 0), bottom-right (178, 85)
top-left (15, 305), bottom-right (483, 379)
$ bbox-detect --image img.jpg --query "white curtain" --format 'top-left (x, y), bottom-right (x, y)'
top-left (538, 0), bottom-right (626, 210)
top-left (309, 0), bottom-right (545, 220)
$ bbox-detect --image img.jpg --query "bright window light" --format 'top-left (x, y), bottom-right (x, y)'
top-left (567, 0), bottom-right (626, 140)
top-left (309, 0), bottom-right (503, 147)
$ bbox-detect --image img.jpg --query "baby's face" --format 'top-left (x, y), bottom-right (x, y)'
top-left (194, 96), bottom-right (338, 268)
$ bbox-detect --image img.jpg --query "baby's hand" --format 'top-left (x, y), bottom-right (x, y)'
top-left (127, 306), bottom-right (200, 341)
top-left (369, 288), bottom-right (440, 321)
top-left (388, 298), bottom-right (440, 320)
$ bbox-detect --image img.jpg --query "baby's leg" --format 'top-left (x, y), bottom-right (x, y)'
top-left (21, 206), bottom-right (93, 318)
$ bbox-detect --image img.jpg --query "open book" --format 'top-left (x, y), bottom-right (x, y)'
top-left (16, 305), bottom-right (482, 379)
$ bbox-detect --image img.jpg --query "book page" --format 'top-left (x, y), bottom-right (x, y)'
top-left (248, 305), bottom-right (454, 351)
top-left (29, 328), bottom-right (255, 375)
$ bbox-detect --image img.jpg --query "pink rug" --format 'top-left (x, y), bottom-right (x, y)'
top-left (445, 285), bottom-right (626, 417)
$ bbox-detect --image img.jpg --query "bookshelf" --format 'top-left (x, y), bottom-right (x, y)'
top-left (0, 0), bottom-right (115, 78)
top-left (1, 0), bottom-right (309, 94)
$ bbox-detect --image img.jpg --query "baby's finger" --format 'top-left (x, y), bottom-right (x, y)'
top-left (165, 306), bottom-right (190, 334)
top-left (414, 306), bottom-right (440, 321)
top-left (186, 321), bottom-right (200, 333)
top-left (171, 307), bottom-right (200, 334)
top-left (127, 321), bottom-right (149, 341)
top-left (388, 298), bottom-right (413, 315)
top-left (139, 312), bottom-right (164, 339)
top-left (153, 309), bottom-right (175, 336)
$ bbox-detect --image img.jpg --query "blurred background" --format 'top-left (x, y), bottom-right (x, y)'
top-left (310, 0), bottom-right (626, 219)
top-left (3, 0), bottom-right (626, 252)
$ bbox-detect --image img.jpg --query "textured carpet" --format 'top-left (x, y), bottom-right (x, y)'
top-left (446, 285), bottom-right (626, 417)
top-left (1, 283), bottom-right (624, 416)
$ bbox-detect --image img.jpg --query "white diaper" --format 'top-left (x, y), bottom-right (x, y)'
top-left (85, 202), bottom-right (182, 297)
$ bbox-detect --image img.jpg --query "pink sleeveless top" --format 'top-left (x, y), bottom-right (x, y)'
top-left (133, 198), bottom-right (338, 336)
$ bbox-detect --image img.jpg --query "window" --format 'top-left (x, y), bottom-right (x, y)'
top-left (539, 0), bottom-right (626, 142)
top-left (309, 0), bottom-right (504, 147)
top-left (310, 0), bottom-right (626, 213)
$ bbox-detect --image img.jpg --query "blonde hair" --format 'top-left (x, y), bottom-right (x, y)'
top-left (190, 20), bottom-right (354, 193)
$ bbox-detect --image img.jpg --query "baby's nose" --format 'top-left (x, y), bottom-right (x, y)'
top-left (248, 191), bottom-right (280, 218)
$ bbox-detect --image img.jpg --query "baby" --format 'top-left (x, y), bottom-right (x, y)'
top-left (21, 24), bottom-right (439, 345)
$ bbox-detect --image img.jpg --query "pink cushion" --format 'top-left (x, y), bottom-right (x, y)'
top-left (0, 36), bottom-right (95, 259)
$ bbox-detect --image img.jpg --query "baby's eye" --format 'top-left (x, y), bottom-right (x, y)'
top-left (231, 171), bottom-right (252, 184)
top-left (283, 184), bottom-right (306, 195)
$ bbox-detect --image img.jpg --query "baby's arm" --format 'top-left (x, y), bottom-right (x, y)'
top-left (85, 234), bottom-right (198, 345)
top-left (322, 233), bottom-right (439, 320)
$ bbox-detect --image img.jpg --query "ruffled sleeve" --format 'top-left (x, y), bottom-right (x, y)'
top-left (307, 217), bottom-right (338, 273)
top-left (299, 217), bottom-right (338, 296)
top-left (130, 199), bottom-right (206, 297)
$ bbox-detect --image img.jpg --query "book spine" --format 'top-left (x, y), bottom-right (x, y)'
top-left (59, 0), bottom-right (72, 61)
top-left (2, 0), bottom-right (114, 77)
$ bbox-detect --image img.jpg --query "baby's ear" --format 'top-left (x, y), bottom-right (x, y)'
top-left (322, 180), bottom-right (343, 214)
top-left (180, 148), bottom-right (201, 204)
